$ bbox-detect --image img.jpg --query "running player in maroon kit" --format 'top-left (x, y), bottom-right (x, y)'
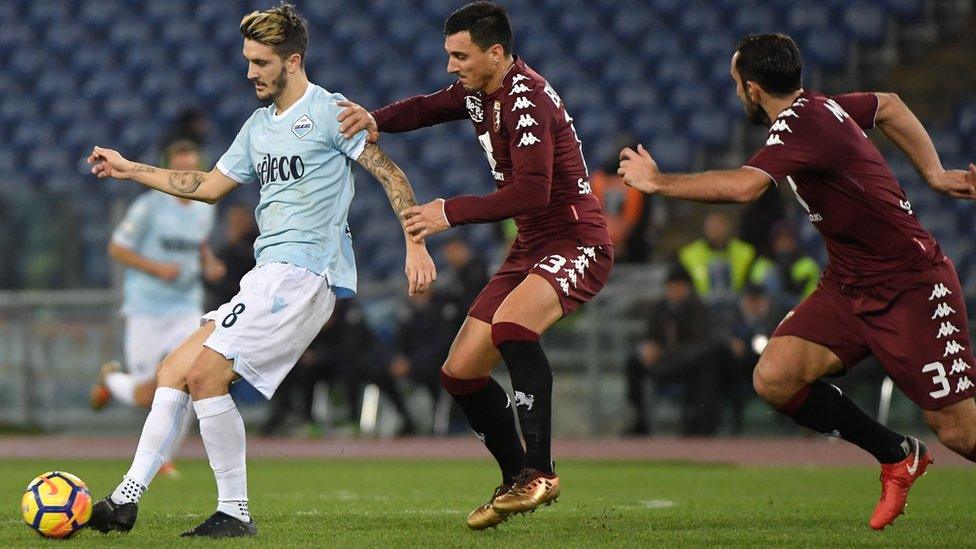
top-left (337, 2), bottom-right (612, 530)
top-left (620, 33), bottom-right (976, 530)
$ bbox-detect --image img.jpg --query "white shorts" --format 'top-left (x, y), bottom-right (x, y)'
top-left (124, 311), bottom-right (202, 381)
top-left (201, 262), bottom-right (336, 399)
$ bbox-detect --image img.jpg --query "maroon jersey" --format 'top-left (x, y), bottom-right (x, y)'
top-left (745, 91), bottom-right (940, 287)
top-left (372, 56), bottom-right (610, 248)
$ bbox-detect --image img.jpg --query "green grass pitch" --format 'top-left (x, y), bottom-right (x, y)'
top-left (2, 458), bottom-right (973, 547)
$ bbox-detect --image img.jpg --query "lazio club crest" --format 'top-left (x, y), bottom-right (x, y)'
top-left (292, 114), bottom-right (314, 139)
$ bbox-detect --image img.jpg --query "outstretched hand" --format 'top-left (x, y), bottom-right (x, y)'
top-left (617, 144), bottom-right (661, 194)
top-left (403, 199), bottom-right (450, 242)
top-left (336, 100), bottom-right (379, 143)
top-left (87, 146), bottom-right (134, 179)
top-left (928, 164), bottom-right (976, 200)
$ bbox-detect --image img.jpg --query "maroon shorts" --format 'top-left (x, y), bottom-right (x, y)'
top-left (468, 241), bottom-right (614, 323)
top-left (774, 258), bottom-right (976, 410)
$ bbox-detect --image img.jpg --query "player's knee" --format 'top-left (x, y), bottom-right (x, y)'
top-left (186, 361), bottom-right (221, 399)
top-left (155, 360), bottom-right (184, 390)
top-left (752, 355), bottom-right (798, 405)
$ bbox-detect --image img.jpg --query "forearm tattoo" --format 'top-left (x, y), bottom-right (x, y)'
top-left (168, 172), bottom-right (206, 194)
top-left (357, 143), bottom-right (418, 220)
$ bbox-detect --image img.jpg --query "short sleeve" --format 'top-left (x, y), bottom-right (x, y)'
top-left (216, 112), bottom-right (258, 184)
top-left (111, 194), bottom-right (152, 249)
top-left (832, 92), bottom-right (879, 130)
top-left (317, 92), bottom-right (368, 161)
top-left (744, 112), bottom-right (824, 183)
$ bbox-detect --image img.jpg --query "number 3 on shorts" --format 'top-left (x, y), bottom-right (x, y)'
top-left (922, 361), bottom-right (951, 399)
top-left (222, 303), bottom-right (246, 328)
top-left (537, 255), bottom-right (567, 274)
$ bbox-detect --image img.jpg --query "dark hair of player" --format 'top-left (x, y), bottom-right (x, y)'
top-left (734, 33), bottom-right (802, 97)
top-left (443, 1), bottom-right (514, 55)
top-left (240, 2), bottom-right (309, 66)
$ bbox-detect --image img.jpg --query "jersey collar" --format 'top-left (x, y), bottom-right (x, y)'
top-left (271, 82), bottom-right (315, 122)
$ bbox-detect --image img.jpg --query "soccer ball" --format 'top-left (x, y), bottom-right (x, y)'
top-left (21, 471), bottom-right (92, 539)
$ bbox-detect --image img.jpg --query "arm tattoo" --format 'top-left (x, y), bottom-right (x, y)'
top-left (131, 164), bottom-right (158, 174)
top-left (167, 172), bottom-right (206, 194)
top-left (356, 142), bottom-right (418, 220)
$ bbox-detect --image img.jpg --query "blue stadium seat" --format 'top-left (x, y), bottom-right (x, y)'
top-left (803, 29), bottom-right (848, 70)
top-left (843, 2), bottom-right (887, 44)
top-left (732, 4), bottom-right (780, 34)
top-left (880, 0), bottom-right (923, 20)
top-left (649, 135), bottom-right (694, 171)
top-left (615, 85), bottom-right (661, 117)
top-left (696, 31), bottom-right (737, 60)
top-left (668, 83), bottom-right (714, 114)
top-left (688, 109), bottom-right (733, 148)
top-left (630, 111), bottom-right (676, 137)
top-left (680, 3), bottom-right (723, 33)
top-left (656, 58), bottom-right (701, 87)
top-left (611, 5), bottom-right (660, 43)
top-left (787, 2), bottom-right (833, 34)
top-left (639, 32), bottom-right (682, 61)
top-left (957, 101), bottom-right (976, 138)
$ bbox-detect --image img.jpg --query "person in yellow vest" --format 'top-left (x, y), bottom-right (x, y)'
top-left (749, 221), bottom-right (820, 303)
top-left (678, 212), bottom-right (756, 298)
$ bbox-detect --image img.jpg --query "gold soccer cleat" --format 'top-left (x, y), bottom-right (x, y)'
top-left (466, 484), bottom-right (512, 530)
top-left (491, 469), bottom-right (560, 514)
top-left (90, 361), bottom-right (120, 411)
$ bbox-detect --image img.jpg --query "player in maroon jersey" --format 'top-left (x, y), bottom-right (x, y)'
top-left (337, 2), bottom-right (612, 529)
top-left (619, 33), bottom-right (976, 530)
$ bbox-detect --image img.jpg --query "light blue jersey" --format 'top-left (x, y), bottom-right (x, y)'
top-left (112, 192), bottom-right (215, 316)
top-left (216, 83), bottom-right (367, 296)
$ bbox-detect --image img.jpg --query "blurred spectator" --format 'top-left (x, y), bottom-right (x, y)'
top-left (160, 108), bottom-right (213, 153)
top-left (0, 191), bottom-right (18, 288)
top-left (392, 288), bottom-right (466, 427)
top-left (749, 221), bottom-right (820, 305)
top-left (716, 283), bottom-right (784, 434)
top-left (202, 203), bottom-right (258, 312)
top-left (625, 264), bottom-right (715, 435)
top-left (678, 212), bottom-right (756, 299)
top-left (440, 236), bottom-right (490, 306)
top-left (591, 156), bottom-right (653, 262)
top-left (263, 298), bottom-right (419, 436)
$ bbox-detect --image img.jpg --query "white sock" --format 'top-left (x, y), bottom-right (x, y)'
top-left (112, 387), bottom-right (190, 504)
top-left (105, 371), bottom-right (137, 406)
top-left (163, 404), bottom-right (197, 462)
top-left (194, 394), bottom-right (250, 523)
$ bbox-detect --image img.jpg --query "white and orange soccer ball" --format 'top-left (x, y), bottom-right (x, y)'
top-left (21, 471), bottom-right (92, 538)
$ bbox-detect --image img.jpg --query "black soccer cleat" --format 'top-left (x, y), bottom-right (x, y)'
top-left (181, 512), bottom-right (257, 538)
top-left (88, 496), bottom-right (138, 533)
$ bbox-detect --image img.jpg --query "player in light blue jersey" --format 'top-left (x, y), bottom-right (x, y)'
top-left (85, 4), bottom-right (436, 538)
top-left (90, 140), bottom-right (214, 480)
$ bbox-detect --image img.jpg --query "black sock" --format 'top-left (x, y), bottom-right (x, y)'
top-left (492, 322), bottom-right (554, 474)
top-left (440, 371), bottom-right (525, 484)
top-left (780, 380), bottom-right (909, 463)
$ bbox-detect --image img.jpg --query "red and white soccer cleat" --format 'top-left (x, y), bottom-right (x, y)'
top-left (90, 361), bottom-right (120, 411)
top-left (869, 437), bottom-right (932, 530)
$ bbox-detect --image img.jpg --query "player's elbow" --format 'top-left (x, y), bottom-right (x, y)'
top-left (107, 242), bottom-right (124, 259)
top-left (733, 183), bottom-right (766, 203)
top-left (874, 92), bottom-right (903, 125)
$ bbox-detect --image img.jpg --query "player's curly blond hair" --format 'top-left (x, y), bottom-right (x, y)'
top-left (240, 2), bottom-right (309, 65)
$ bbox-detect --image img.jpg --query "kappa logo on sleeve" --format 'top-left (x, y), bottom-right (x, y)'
top-left (292, 114), bottom-right (314, 139)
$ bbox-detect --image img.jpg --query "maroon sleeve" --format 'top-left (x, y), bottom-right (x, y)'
top-left (443, 92), bottom-right (555, 225)
top-left (744, 111), bottom-right (826, 183)
top-left (832, 92), bottom-right (879, 130)
top-left (371, 82), bottom-right (468, 133)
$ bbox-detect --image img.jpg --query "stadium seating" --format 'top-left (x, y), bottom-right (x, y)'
top-left (1, 0), bottom-right (972, 287)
